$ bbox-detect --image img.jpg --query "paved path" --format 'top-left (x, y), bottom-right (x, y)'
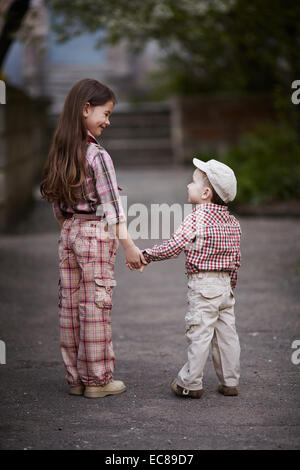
top-left (0, 168), bottom-right (300, 450)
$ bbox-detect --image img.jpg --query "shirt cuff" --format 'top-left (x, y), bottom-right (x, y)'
top-left (106, 214), bottom-right (126, 226)
top-left (142, 250), bottom-right (153, 263)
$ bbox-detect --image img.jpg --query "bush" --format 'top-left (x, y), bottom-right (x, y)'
top-left (218, 123), bottom-right (300, 206)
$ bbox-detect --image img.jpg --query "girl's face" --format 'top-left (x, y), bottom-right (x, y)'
top-left (83, 100), bottom-right (114, 137)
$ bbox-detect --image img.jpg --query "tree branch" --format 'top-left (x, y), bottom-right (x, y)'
top-left (0, 0), bottom-right (31, 68)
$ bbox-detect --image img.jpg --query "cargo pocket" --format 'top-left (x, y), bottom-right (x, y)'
top-left (94, 278), bottom-right (116, 310)
top-left (185, 323), bottom-right (202, 343)
top-left (198, 284), bottom-right (227, 299)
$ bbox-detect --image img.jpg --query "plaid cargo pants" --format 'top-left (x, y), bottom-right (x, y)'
top-left (58, 213), bottom-right (119, 387)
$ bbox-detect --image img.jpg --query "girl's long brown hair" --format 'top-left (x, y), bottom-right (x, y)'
top-left (40, 78), bottom-right (116, 206)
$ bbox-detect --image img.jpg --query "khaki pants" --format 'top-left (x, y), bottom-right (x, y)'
top-left (176, 272), bottom-right (240, 391)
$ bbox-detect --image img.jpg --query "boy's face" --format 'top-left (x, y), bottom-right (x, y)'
top-left (187, 169), bottom-right (212, 204)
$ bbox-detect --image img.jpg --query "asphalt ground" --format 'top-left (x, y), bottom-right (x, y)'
top-left (0, 168), bottom-right (299, 450)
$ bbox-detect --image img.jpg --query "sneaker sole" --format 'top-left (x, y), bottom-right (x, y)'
top-left (84, 386), bottom-right (126, 398)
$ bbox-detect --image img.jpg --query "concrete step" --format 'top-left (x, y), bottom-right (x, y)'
top-left (48, 102), bottom-right (174, 166)
top-left (101, 138), bottom-right (171, 150)
top-left (108, 115), bottom-right (170, 128)
top-left (102, 124), bottom-right (170, 139)
top-left (106, 148), bottom-right (174, 167)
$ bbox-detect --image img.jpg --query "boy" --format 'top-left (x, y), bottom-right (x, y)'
top-left (141, 159), bottom-right (241, 398)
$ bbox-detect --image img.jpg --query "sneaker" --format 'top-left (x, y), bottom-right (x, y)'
top-left (69, 385), bottom-right (84, 396)
top-left (218, 384), bottom-right (238, 396)
top-left (84, 380), bottom-right (126, 398)
top-left (171, 380), bottom-right (204, 399)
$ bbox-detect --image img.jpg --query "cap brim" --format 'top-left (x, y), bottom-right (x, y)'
top-left (193, 158), bottom-right (208, 173)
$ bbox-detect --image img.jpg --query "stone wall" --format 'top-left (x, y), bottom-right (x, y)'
top-left (170, 94), bottom-right (277, 163)
top-left (0, 85), bottom-right (49, 231)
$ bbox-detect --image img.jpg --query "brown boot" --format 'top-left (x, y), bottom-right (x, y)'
top-left (69, 385), bottom-right (85, 396)
top-left (218, 384), bottom-right (238, 396)
top-left (84, 380), bottom-right (126, 398)
top-left (171, 380), bottom-right (204, 399)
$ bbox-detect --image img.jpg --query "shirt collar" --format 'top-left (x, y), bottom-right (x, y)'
top-left (87, 130), bottom-right (98, 144)
top-left (195, 203), bottom-right (228, 212)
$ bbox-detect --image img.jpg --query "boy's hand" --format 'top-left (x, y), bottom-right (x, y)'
top-left (139, 263), bottom-right (146, 273)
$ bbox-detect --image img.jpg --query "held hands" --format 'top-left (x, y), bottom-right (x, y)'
top-left (125, 244), bottom-right (147, 273)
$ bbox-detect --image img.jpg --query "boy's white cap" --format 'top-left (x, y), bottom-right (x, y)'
top-left (193, 158), bottom-right (237, 203)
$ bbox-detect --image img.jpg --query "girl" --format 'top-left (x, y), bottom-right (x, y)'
top-left (40, 78), bottom-right (146, 398)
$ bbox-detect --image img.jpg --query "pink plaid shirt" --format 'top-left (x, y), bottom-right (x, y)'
top-left (143, 203), bottom-right (241, 289)
top-left (53, 131), bottom-right (126, 226)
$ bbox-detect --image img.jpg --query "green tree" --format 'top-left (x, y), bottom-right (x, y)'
top-left (0, 0), bottom-right (31, 68)
top-left (48, 0), bottom-right (300, 90)
top-left (48, 0), bottom-right (300, 129)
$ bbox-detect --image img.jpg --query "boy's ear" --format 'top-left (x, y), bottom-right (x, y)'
top-left (202, 187), bottom-right (213, 201)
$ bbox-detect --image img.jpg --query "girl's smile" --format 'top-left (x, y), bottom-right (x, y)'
top-left (83, 100), bottom-right (114, 137)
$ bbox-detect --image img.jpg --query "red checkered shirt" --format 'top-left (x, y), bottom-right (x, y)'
top-left (143, 203), bottom-right (241, 289)
top-left (53, 131), bottom-right (126, 225)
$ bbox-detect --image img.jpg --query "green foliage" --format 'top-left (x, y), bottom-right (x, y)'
top-left (47, 0), bottom-right (300, 96)
top-left (220, 123), bottom-right (300, 205)
top-left (47, 0), bottom-right (300, 132)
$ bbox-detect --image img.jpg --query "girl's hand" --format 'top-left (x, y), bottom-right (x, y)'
top-left (125, 245), bottom-right (147, 270)
top-left (126, 260), bottom-right (147, 272)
